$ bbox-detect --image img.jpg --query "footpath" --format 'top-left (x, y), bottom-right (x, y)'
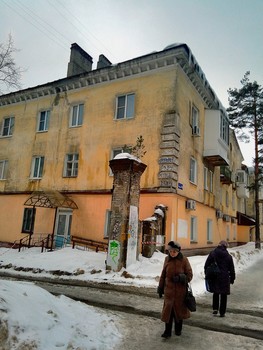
top-left (0, 255), bottom-right (263, 349)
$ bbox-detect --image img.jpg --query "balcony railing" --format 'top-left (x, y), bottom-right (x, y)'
top-left (220, 166), bottom-right (232, 184)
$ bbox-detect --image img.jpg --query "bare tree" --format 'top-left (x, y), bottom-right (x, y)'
top-left (0, 34), bottom-right (23, 94)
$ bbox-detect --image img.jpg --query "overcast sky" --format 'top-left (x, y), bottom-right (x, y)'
top-left (1, 0), bottom-right (262, 166)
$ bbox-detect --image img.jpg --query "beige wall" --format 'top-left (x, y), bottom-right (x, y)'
top-left (0, 58), bottom-right (252, 249)
top-left (0, 68), bottom-right (178, 193)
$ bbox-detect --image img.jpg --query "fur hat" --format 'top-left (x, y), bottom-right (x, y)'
top-left (218, 240), bottom-right (228, 248)
top-left (167, 241), bottom-right (181, 252)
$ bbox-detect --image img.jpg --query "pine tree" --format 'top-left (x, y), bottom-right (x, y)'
top-left (227, 71), bottom-right (263, 249)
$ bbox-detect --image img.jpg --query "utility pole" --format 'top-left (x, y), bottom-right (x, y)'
top-left (254, 102), bottom-right (261, 249)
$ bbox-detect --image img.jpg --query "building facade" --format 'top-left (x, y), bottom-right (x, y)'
top-left (0, 43), bottom-right (254, 252)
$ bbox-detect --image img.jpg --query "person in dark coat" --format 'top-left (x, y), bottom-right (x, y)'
top-left (204, 240), bottom-right (235, 317)
top-left (157, 241), bottom-right (193, 339)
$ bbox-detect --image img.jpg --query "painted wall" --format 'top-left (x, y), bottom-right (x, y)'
top-left (0, 52), bottom-right (252, 250)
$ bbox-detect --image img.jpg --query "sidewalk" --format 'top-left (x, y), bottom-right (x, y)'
top-left (2, 271), bottom-right (263, 343)
top-left (0, 252), bottom-right (263, 349)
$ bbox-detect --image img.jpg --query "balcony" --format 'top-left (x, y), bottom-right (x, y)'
top-left (203, 109), bottom-right (229, 166)
top-left (220, 166), bottom-right (232, 184)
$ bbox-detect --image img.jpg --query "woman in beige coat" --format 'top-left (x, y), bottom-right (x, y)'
top-left (157, 241), bottom-right (193, 338)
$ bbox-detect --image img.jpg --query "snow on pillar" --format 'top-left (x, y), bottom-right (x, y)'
top-left (106, 153), bottom-right (147, 272)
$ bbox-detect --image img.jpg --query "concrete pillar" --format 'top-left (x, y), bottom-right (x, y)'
top-left (106, 154), bottom-right (147, 272)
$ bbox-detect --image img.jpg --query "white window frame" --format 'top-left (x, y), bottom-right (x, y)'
top-left (232, 193), bottom-right (236, 210)
top-left (31, 156), bottom-right (44, 179)
top-left (220, 113), bottom-right (229, 145)
top-left (0, 160), bottom-right (8, 180)
top-left (70, 104), bottom-right (84, 127)
top-left (64, 153), bottom-right (79, 177)
top-left (1, 116), bottom-right (14, 137)
top-left (190, 157), bottom-right (197, 184)
top-left (37, 110), bottom-right (50, 132)
top-left (190, 216), bottom-right (197, 242)
top-left (226, 225), bottom-right (230, 241)
top-left (109, 147), bottom-right (132, 176)
top-left (104, 209), bottom-right (112, 238)
top-left (233, 224), bottom-right (237, 240)
top-left (192, 105), bottom-right (199, 127)
top-left (204, 167), bottom-right (208, 190)
top-left (115, 93), bottom-right (135, 120)
top-left (209, 170), bottom-right (213, 192)
top-left (207, 219), bottom-right (213, 242)
top-left (226, 190), bottom-right (229, 207)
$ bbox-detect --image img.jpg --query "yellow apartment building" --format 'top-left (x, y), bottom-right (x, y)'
top-left (0, 43), bottom-right (254, 253)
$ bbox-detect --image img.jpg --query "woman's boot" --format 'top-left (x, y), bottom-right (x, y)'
top-left (174, 320), bottom-right (183, 336)
top-left (161, 322), bottom-right (172, 338)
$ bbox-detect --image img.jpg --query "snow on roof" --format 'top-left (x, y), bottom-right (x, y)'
top-left (114, 152), bottom-right (141, 162)
top-left (143, 216), bottom-right (157, 221)
top-left (154, 208), bottom-right (164, 217)
top-left (164, 43), bottom-right (184, 50)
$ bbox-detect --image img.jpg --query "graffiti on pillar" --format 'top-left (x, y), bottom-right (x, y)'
top-left (126, 205), bottom-right (138, 267)
top-left (107, 240), bottom-right (121, 271)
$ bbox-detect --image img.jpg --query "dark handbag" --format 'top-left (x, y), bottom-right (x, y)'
top-left (205, 260), bottom-right (220, 280)
top-left (185, 284), bottom-right (196, 312)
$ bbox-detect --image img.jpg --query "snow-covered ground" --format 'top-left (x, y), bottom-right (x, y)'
top-left (0, 242), bottom-right (262, 349)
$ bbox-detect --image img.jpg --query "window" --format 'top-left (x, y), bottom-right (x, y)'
top-left (104, 209), bottom-right (112, 238)
top-left (64, 153), bottom-right (79, 177)
top-left (111, 147), bottom-right (132, 159)
top-left (190, 216), bottom-right (197, 242)
top-left (232, 193), bottom-right (236, 210)
top-left (226, 225), bottom-right (230, 241)
top-left (109, 147), bottom-right (132, 175)
top-left (115, 93), bottom-right (135, 119)
top-left (21, 207), bottom-right (36, 233)
top-left (70, 104), bottom-right (84, 127)
top-left (31, 156), bottom-right (44, 179)
top-left (192, 106), bottom-right (199, 126)
top-left (37, 110), bottom-right (50, 132)
top-left (1, 116), bottom-right (14, 137)
top-left (233, 224), bottom-right (237, 240)
top-left (226, 190), bottom-right (229, 207)
top-left (207, 219), bottom-right (213, 242)
top-left (189, 157), bottom-right (197, 184)
top-left (0, 160), bottom-right (8, 179)
top-left (209, 170), bottom-right (213, 192)
top-left (220, 113), bottom-right (229, 145)
top-left (204, 167), bottom-right (208, 190)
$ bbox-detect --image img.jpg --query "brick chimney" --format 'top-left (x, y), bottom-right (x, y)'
top-left (97, 54), bottom-right (112, 69)
top-left (67, 43), bottom-right (93, 77)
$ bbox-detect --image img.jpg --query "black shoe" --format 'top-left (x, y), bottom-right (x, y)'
top-left (220, 314), bottom-right (225, 317)
top-left (213, 310), bottom-right (218, 315)
top-left (161, 332), bottom-right (171, 339)
top-left (175, 331), bottom-right (181, 336)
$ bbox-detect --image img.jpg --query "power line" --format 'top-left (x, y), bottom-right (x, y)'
top-left (2, 0), bottom-right (69, 51)
top-left (14, 0), bottom-right (71, 49)
top-left (51, 0), bottom-right (117, 61)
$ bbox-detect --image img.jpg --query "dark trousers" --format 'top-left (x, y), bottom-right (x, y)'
top-left (164, 309), bottom-right (183, 335)
top-left (213, 293), bottom-right (227, 315)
